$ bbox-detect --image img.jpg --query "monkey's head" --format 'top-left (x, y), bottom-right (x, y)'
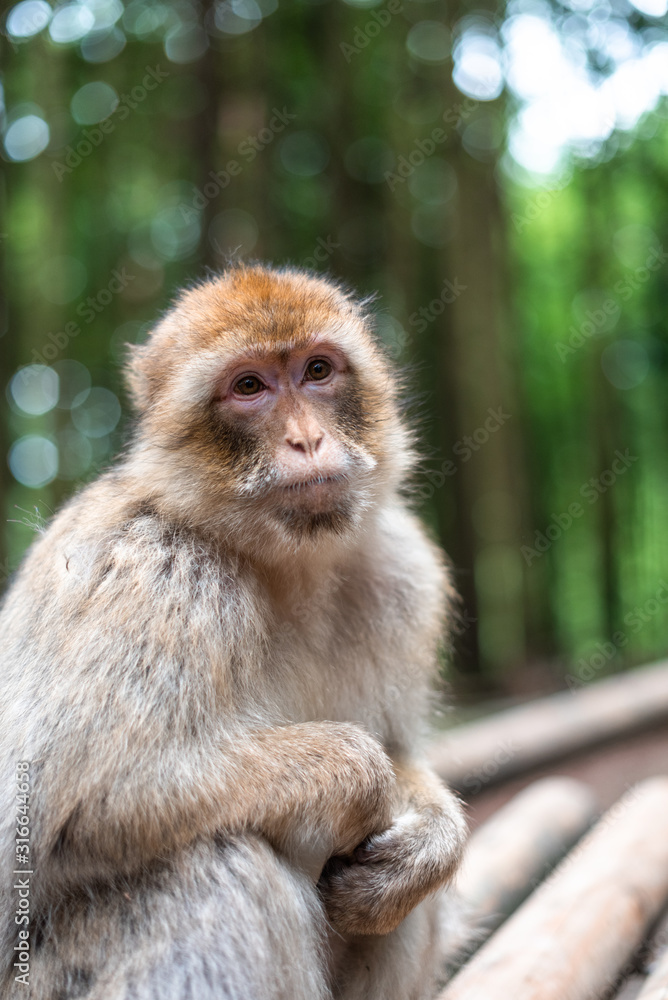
top-left (126, 265), bottom-right (413, 555)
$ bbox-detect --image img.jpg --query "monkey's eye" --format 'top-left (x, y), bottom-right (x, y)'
top-left (235, 375), bottom-right (265, 396)
top-left (304, 359), bottom-right (332, 382)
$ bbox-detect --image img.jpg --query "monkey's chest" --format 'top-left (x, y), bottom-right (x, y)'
top-left (256, 614), bottom-right (399, 742)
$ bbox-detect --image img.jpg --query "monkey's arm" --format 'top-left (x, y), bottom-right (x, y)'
top-left (318, 758), bottom-right (466, 935)
top-left (33, 720), bottom-right (395, 894)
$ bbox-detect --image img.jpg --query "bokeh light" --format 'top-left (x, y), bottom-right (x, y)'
top-left (6, 0), bottom-right (52, 39)
top-left (408, 160), bottom-right (457, 205)
top-left (3, 115), bottom-right (50, 162)
top-left (411, 204), bottom-right (453, 247)
top-left (406, 22), bottom-right (452, 64)
top-left (9, 436), bottom-right (58, 488)
top-left (375, 314), bottom-right (408, 359)
top-left (71, 387), bottom-right (121, 438)
top-left (56, 428), bottom-right (94, 480)
top-left (9, 366), bottom-right (59, 416)
top-left (71, 82), bottom-right (120, 124)
top-left (80, 27), bottom-right (127, 62)
top-left (86, 0), bottom-right (124, 32)
top-left (279, 132), bottom-right (330, 177)
top-left (164, 23), bottom-right (209, 63)
top-left (122, 1), bottom-right (169, 39)
top-left (631, 0), bottom-right (668, 16)
top-left (53, 360), bottom-right (92, 409)
top-left (49, 4), bottom-right (96, 43)
top-left (462, 112), bottom-right (504, 161)
top-left (503, 9), bottom-right (668, 173)
top-left (151, 207), bottom-right (201, 261)
top-left (612, 224), bottom-right (661, 268)
top-left (601, 340), bottom-right (650, 389)
top-left (453, 32), bottom-right (505, 101)
top-left (572, 289), bottom-right (621, 334)
top-left (213, 0), bottom-right (263, 36)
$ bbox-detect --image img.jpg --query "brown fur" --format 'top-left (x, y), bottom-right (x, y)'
top-left (0, 264), bottom-right (466, 1000)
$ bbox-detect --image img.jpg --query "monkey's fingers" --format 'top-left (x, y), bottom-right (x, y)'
top-left (319, 852), bottom-right (413, 935)
top-left (319, 814), bottom-right (462, 936)
top-left (356, 810), bottom-right (462, 872)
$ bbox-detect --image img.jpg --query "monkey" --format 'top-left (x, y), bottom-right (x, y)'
top-left (0, 264), bottom-right (467, 1000)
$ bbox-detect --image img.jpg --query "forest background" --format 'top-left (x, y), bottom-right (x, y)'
top-left (2, 0), bottom-right (668, 701)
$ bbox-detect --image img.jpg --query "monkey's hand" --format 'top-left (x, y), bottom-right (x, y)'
top-left (318, 770), bottom-right (466, 936)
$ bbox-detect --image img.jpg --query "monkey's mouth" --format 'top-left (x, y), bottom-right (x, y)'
top-left (280, 473), bottom-right (347, 494)
top-left (275, 472), bottom-right (350, 513)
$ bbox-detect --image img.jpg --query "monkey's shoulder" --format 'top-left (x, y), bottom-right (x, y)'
top-left (0, 481), bottom-right (257, 745)
top-left (0, 476), bottom-right (242, 655)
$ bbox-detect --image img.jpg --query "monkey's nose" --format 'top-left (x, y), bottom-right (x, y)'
top-left (285, 430), bottom-right (324, 456)
top-left (284, 415), bottom-right (325, 456)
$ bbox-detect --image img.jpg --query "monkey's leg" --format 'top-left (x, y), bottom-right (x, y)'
top-left (12, 836), bottom-right (331, 1000)
top-left (330, 896), bottom-right (442, 1000)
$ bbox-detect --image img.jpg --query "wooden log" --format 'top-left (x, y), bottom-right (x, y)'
top-left (438, 778), bottom-right (668, 1000)
top-left (456, 777), bottom-right (597, 940)
top-left (635, 946), bottom-right (668, 1000)
top-left (429, 660), bottom-right (668, 791)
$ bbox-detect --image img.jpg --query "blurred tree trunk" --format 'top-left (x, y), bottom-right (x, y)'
top-left (595, 199), bottom-right (623, 644)
top-left (581, 169), bottom-right (621, 642)
top-left (438, 98), bottom-right (529, 683)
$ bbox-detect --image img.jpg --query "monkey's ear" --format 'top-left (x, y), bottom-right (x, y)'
top-left (124, 343), bottom-right (153, 415)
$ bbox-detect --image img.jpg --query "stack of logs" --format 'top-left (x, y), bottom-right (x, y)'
top-left (429, 660), bottom-right (668, 1000)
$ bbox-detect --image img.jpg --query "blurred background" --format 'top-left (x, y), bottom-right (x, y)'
top-left (1, 0), bottom-right (667, 702)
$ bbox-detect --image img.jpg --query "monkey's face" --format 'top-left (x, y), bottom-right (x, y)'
top-left (210, 338), bottom-right (377, 537)
top-left (127, 266), bottom-right (413, 545)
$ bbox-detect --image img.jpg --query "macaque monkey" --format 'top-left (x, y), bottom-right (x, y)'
top-left (0, 265), bottom-right (466, 1000)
